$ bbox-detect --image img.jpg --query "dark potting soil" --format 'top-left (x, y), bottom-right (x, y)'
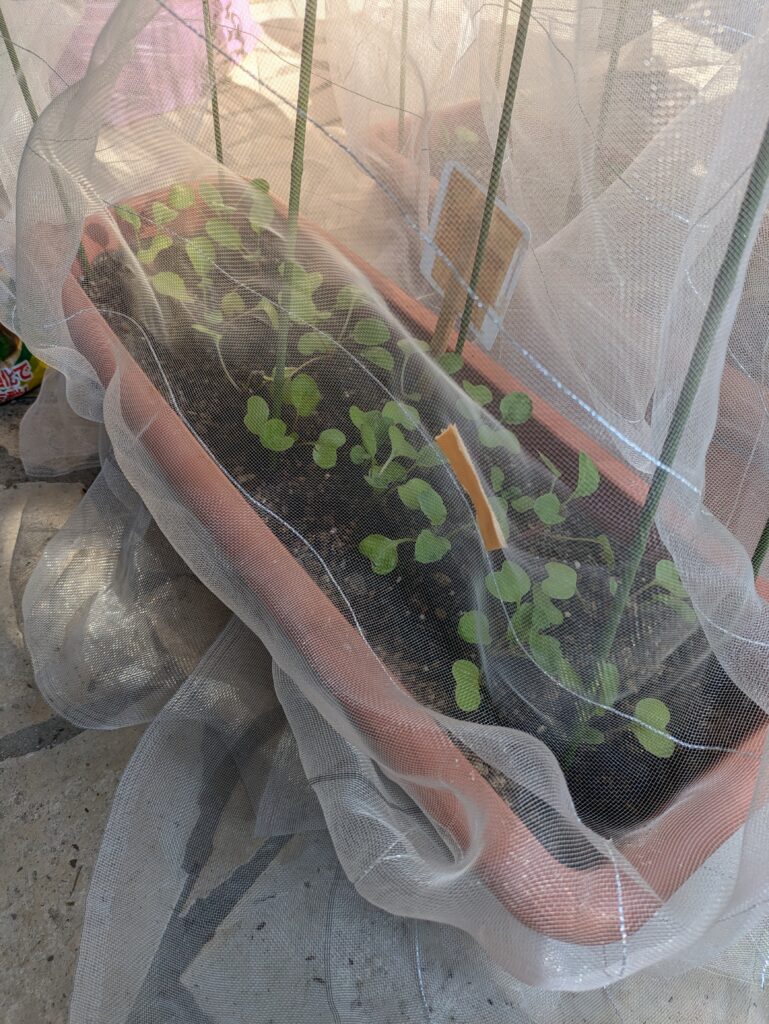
top-left (82, 216), bottom-right (766, 854)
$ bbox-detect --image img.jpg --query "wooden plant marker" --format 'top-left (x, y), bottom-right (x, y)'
top-left (426, 164), bottom-right (528, 354)
top-left (435, 423), bottom-right (506, 552)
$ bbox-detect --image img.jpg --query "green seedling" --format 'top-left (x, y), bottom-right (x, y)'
top-left (134, 158), bottom-right (691, 764)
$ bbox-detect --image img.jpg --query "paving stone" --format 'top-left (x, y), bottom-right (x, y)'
top-left (0, 726), bottom-right (142, 1024)
top-left (0, 398), bottom-right (142, 1022)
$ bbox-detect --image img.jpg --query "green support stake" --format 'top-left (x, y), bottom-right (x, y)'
top-left (0, 2), bottom-right (90, 277)
top-left (201, 0), bottom-right (224, 164)
top-left (454, 0), bottom-right (533, 356)
top-left (598, 114), bottom-right (769, 661)
top-left (398, 0), bottom-right (409, 150)
top-left (0, 4), bottom-right (38, 122)
top-left (273, 0), bottom-right (318, 416)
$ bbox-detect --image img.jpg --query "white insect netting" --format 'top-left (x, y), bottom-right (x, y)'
top-left (6, 0), bottom-right (769, 1018)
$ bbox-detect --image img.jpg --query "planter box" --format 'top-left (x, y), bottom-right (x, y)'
top-left (62, 180), bottom-right (769, 947)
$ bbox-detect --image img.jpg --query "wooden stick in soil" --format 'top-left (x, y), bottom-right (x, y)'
top-left (598, 114), bottom-right (769, 663)
top-left (273, 0), bottom-right (318, 417)
top-left (430, 226), bottom-right (478, 354)
top-left (451, 0), bottom-right (533, 356)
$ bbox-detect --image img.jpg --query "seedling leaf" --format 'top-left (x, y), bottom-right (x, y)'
top-left (280, 262), bottom-right (331, 326)
top-left (630, 698), bottom-right (676, 758)
top-left (192, 323), bottom-right (222, 342)
top-left (485, 561), bottom-right (530, 604)
top-left (653, 592), bottom-right (697, 625)
top-left (150, 272), bottom-right (192, 303)
top-left (199, 181), bottom-right (230, 210)
top-left (350, 444), bottom-right (370, 465)
top-left (258, 298), bottom-right (279, 329)
top-left (138, 234), bottom-right (173, 264)
top-left (206, 219), bottom-right (242, 250)
top-left (243, 395), bottom-right (269, 434)
top-left (414, 529), bottom-right (451, 564)
top-left (289, 373), bottom-right (322, 416)
top-left (382, 400), bottom-right (420, 430)
top-left (510, 495), bottom-right (536, 513)
top-left (388, 425), bottom-right (419, 461)
top-left (353, 318), bottom-right (389, 346)
top-left (151, 201), bottom-right (178, 227)
top-left (541, 562), bottom-right (577, 600)
top-left (572, 722), bottom-right (605, 746)
top-left (477, 425), bottom-right (520, 453)
top-left (298, 331), bottom-right (333, 355)
top-left (538, 452), bottom-right (561, 479)
top-left (397, 478), bottom-right (447, 526)
top-left (531, 588), bottom-right (564, 628)
top-left (365, 462), bottom-right (408, 489)
top-left (361, 346), bottom-right (394, 371)
top-left (359, 534), bottom-right (399, 575)
top-left (462, 380), bottom-right (493, 406)
top-left (509, 602), bottom-right (533, 647)
top-left (573, 451), bottom-right (600, 499)
top-left (259, 418), bottom-right (296, 452)
top-left (490, 495), bottom-right (510, 541)
top-left (452, 660), bottom-right (481, 711)
top-left (335, 284), bottom-right (369, 311)
top-left (437, 351), bottom-right (463, 375)
top-left (458, 610), bottom-right (491, 646)
top-left (529, 633), bottom-right (563, 676)
top-left (398, 337), bottom-right (430, 355)
top-left (415, 444), bottom-right (445, 468)
top-left (168, 183), bottom-right (195, 210)
top-left (114, 204), bottom-right (141, 232)
top-left (186, 236), bottom-right (215, 278)
top-left (655, 559), bottom-right (687, 598)
top-left (221, 290), bottom-right (246, 316)
top-left (500, 391), bottom-right (532, 425)
top-left (313, 428), bottom-right (346, 468)
top-left (349, 406), bottom-right (384, 457)
top-left (597, 534), bottom-right (615, 568)
top-left (533, 493), bottom-right (564, 524)
top-left (249, 190), bottom-right (274, 232)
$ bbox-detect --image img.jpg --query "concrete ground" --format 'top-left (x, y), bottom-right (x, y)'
top-left (0, 394), bottom-right (144, 1023)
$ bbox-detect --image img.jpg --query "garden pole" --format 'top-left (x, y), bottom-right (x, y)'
top-left (598, 115), bottom-right (769, 661)
top-left (454, 0), bottom-right (532, 356)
